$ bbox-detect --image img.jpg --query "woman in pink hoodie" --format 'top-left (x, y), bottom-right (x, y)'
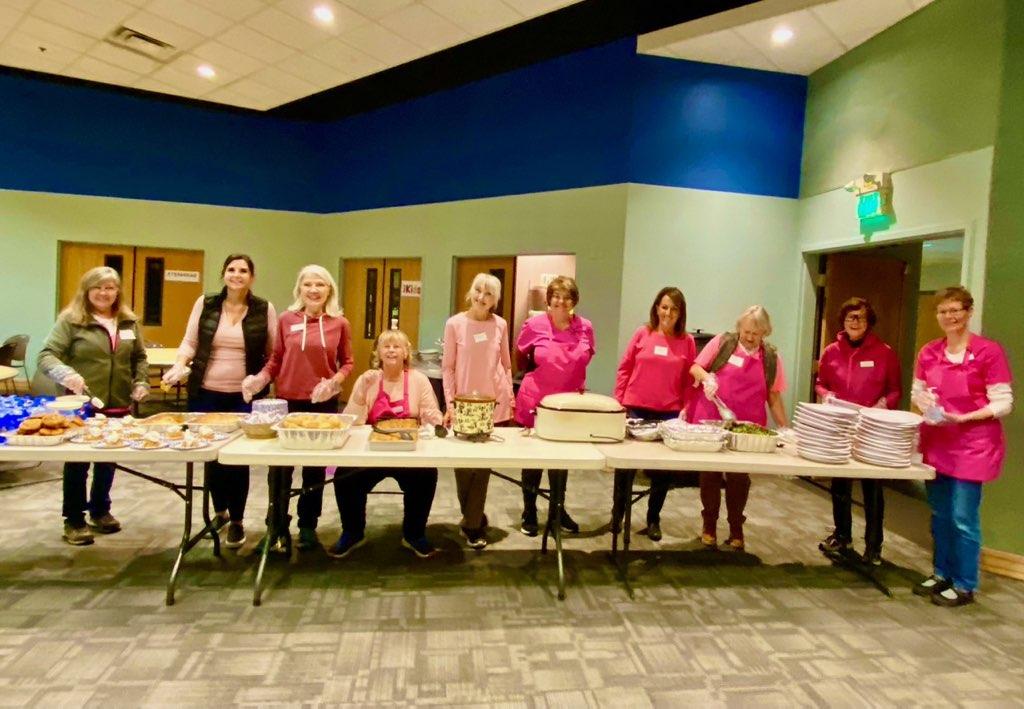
top-left (815, 297), bottom-right (901, 565)
top-left (244, 265), bottom-right (353, 553)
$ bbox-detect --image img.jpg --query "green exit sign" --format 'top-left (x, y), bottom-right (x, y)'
top-left (857, 191), bottom-right (883, 219)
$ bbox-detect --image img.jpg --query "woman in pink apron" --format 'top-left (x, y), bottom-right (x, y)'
top-left (688, 305), bottom-right (789, 550)
top-left (328, 330), bottom-right (443, 559)
top-left (815, 297), bottom-right (901, 565)
top-left (911, 286), bottom-right (1013, 607)
top-left (515, 276), bottom-right (595, 536)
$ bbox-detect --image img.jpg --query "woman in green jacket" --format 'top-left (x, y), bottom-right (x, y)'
top-left (38, 266), bottom-right (149, 546)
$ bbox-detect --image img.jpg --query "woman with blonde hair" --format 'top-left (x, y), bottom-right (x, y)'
top-left (688, 305), bottom-right (788, 550)
top-left (38, 266), bottom-right (149, 545)
top-left (244, 264), bottom-right (353, 552)
top-left (441, 272), bottom-right (514, 548)
top-left (328, 329), bottom-right (443, 559)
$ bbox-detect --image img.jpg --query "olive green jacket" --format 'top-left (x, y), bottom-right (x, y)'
top-left (37, 314), bottom-right (149, 408)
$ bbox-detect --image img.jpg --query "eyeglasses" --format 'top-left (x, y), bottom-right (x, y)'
top-left (844, 314), bottom-right (866, 323)
top-left (937, 307), bottom-right (966, 317)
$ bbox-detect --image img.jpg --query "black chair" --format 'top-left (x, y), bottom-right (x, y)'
top-left (2, 335), bottom-right (30, 390)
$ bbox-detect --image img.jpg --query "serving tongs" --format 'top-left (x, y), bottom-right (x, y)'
top-left (711, 394), bottom-right (736, 424)
top-left (372, 425), bottom-right (414, 441)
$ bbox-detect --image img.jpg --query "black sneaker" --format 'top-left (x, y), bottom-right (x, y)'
top-left (819, 532), bottom-right (849, 554)
top-left (63, 522), bottom-right (94, 546)
top-left (641, 522), bottom-right (662, 542)
top-left (87, 513), bottom-right (122, 535)
top-left (931, 586), bottom-right (975, 607)
top-left (224, 522), bottom-right (246, 549)
top-left (553, 510), bottom-right (580, 534)
top-left (521, 510), bottom-right (539, 537)
top-left (461, 526), bottom-right (488, 550)
top-left (913, 575), bottom-right (951, 597)
top-left (862, 548), bottom-right (883, 566)
top-left (402, 536), bottom-right (438, 559)
top-left (297, 527), bottom-right (320, 551)
top-left (326, 532), bottom-right (365, 559)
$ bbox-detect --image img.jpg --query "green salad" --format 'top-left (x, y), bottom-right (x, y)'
top-left (729, 422), bottom-right (775, 436)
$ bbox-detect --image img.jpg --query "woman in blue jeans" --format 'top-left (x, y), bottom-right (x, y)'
top-left (911, 286), bottom-right (1013, 607)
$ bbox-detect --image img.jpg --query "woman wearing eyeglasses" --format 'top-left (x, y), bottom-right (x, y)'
top-left (815, 297), bottom-right (901, 565)
top-left (910, 286), bottom-right (1013, 607)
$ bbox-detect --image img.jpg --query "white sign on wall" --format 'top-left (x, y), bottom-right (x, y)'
top-left (165, 270), bottom-right (201, 283)
top-left (400, 280), bottom-right (422, 297)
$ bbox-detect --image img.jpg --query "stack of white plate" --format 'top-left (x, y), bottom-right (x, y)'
top-left (852, 409), bottom-right (922, 467)
top-left (794, 402), bottom-right (859, 463)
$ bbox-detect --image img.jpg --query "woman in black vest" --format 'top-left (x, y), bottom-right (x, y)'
top-left (162, 254), bottom-right (277, 548)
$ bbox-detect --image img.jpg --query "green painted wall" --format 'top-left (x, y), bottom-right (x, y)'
top-left (619, 184), bottom-right (801, 410)
top-left (801, 0), bottom-right (1005, 197)
top-left (320, 185), bottom-right (629, 393)
top-left (0, 189), bottom-right (322, 369)
top-left (980, 1), bottom-right (1024, 555)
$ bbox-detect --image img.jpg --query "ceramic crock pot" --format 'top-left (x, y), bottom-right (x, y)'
top-left (453, 392), bottom-right (496, 440)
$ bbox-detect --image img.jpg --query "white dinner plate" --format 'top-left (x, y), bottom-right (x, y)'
top-left (859, 409), bottom-right (924, 427)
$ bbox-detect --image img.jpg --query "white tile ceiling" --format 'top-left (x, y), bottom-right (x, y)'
top-left (640, 0), bottom-right (936, 76)
top-left (0, 0), bottom-right (582, 110)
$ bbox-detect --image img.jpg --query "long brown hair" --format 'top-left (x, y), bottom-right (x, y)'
top-left (647, 286), bottom-right (687, 337)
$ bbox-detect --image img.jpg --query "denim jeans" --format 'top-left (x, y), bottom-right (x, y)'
top-left (189, 388), bottom-right (251, 521)
top-left (62, 462), bottom-right (115, 525)
top-left (926, 474), bottom-right (983, 592)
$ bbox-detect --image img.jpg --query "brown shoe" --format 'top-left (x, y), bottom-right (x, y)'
top-left (63, 523), bottom-right (94, 546)
top-left (700, 533), bottom-right (717, 548)
top-left (724, 537), bottom-right (745, 551)
top-left (87, 513), bottom-right (122, 534)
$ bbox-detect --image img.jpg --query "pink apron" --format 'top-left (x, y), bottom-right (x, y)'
top-left (368, 370), bottom-right (411, 426)
top-left (688, 344), bottom-right (769, 426)
top-left (514, 315), bottom-right (594, 427)
top-left (918, 338), bottom-right (1007, 482)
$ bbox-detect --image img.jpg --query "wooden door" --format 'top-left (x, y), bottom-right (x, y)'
top-left (58, 242), bottom-right (136, 314)
top-left (340, 257), bottom-right (422, 401)
top-left (132, 247), bottom-right (204, 347)
top-left (453, 256), bottom-right (516, 324)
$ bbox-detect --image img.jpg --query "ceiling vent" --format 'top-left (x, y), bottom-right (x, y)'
top-left (105, 26), bottom-right (179, 63)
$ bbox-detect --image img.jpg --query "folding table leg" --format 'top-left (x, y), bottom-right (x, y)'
top-left (548, 469), bottom-right (568, 600)
top-left (166, 462), bottom-right (194, 606)
top-left (253, 467), bottom-right (281, 607)
top-left (202, 467), bottom-right (220, 558)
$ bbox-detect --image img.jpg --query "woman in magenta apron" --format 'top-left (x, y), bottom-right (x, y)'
top-left (815, 297), bottom-right (901, 565)
top-left (688, 305), bottom-right (789, 550)
top-left (515, 276), bottom-right (595, 536)
top-left (328, 330), bottom-right (443, 559)
top-left (911, 286), bottom-right (1013, 607)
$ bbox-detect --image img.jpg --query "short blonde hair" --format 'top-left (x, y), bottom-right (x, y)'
top-left (464, 272), bottom-right (502, 311)
top-left (736, 305), bottom-right (772, 336)
top-left (61, 266), bottom-right (135, 325)
top-left (288, 264), bottom-right (342, 317)
top-left (372, 329), bottom-right (413, 369)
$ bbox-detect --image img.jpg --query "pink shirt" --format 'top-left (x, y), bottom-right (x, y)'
top-left (815, 331), bottom-right (901, 408)
top-left (261, 310), bottom-right (354, 401)
top-left (177, 295), bottom-right (278, 394)
top-left (442, 312), bottom-right (514, 423)
top-left (689, 333), bottom-right (786, 425)
top-left (514, 313), bottom-right (595, 427)
top-left (343, 368), bottom-right (443, 426)
top-left (916, 334), bottom-right (1012, 482)
top-left (694, 333), bottom-right (787, 392)
top-left (614, 326), bottom-right (696, 413)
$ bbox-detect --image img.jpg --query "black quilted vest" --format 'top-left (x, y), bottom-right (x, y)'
top-left (187, 288), bottom-right (270, 400)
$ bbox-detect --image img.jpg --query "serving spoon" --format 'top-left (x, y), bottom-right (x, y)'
top-left (81, 384), bottom-right (105, 411)
top-left (711, 394), bottom-right (736, 424)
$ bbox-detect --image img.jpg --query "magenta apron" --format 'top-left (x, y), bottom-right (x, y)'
top-left (367, 370), bottom-right (411, 426)
top-left (689, 345), bottom-right (769, 426)
top-left (919, 349), bottom-right (1005, 482)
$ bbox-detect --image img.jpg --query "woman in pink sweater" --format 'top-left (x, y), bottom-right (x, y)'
top-left (441, 273), bottom-right (514, 549)
top-left (244, 265), bottom-right (354, 553)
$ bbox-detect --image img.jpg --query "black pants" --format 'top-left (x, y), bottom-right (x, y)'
top-left (189, 388), bottom-right (250, 522)
top-left (62, 462), bottom-right (115, 526)
top-left (521, 469), bottom-right (570, 517)
top-left (629, 407), bottom-right (684, 525)
top-left (830, 478), bottom-right (885, 551)
top-left (267, 397), bottom-right (338, 531)
top-left (333, 467), bottom-right (437, 541)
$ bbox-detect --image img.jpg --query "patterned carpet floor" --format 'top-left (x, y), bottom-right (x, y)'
top-left (0, 461), bottom-right (1022, 707)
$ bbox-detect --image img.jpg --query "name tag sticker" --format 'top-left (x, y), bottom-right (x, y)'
top-left (859, 360), bottom-right (875, 368)
top-left (290, 323), bottom-right (305, 332)
top-left (654, 345), bottom-right (669, 357)
top-left (119, 329), bottom-right (135, 341)
top-left (473, 332), bottom-right (488, 344)
top-left (727, 355), bottom-right (744, 368)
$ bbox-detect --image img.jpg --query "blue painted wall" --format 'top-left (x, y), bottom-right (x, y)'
top-left (629, 55), bottom-right (806, 199)
top-left (0, 40), bottom-right (807, 213)
top-left (0, 71), bottom-right (324, 213)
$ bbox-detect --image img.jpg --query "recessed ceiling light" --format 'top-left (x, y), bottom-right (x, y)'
top-left (771, 26), bottom-right (794, 46)
top-left (312, 4), bottom-right (335, 25)
top-left (196, 64), bottom-right (216, 79)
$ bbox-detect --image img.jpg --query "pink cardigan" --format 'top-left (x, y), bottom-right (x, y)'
top-left (441, 312), bottom-right (514, 422)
